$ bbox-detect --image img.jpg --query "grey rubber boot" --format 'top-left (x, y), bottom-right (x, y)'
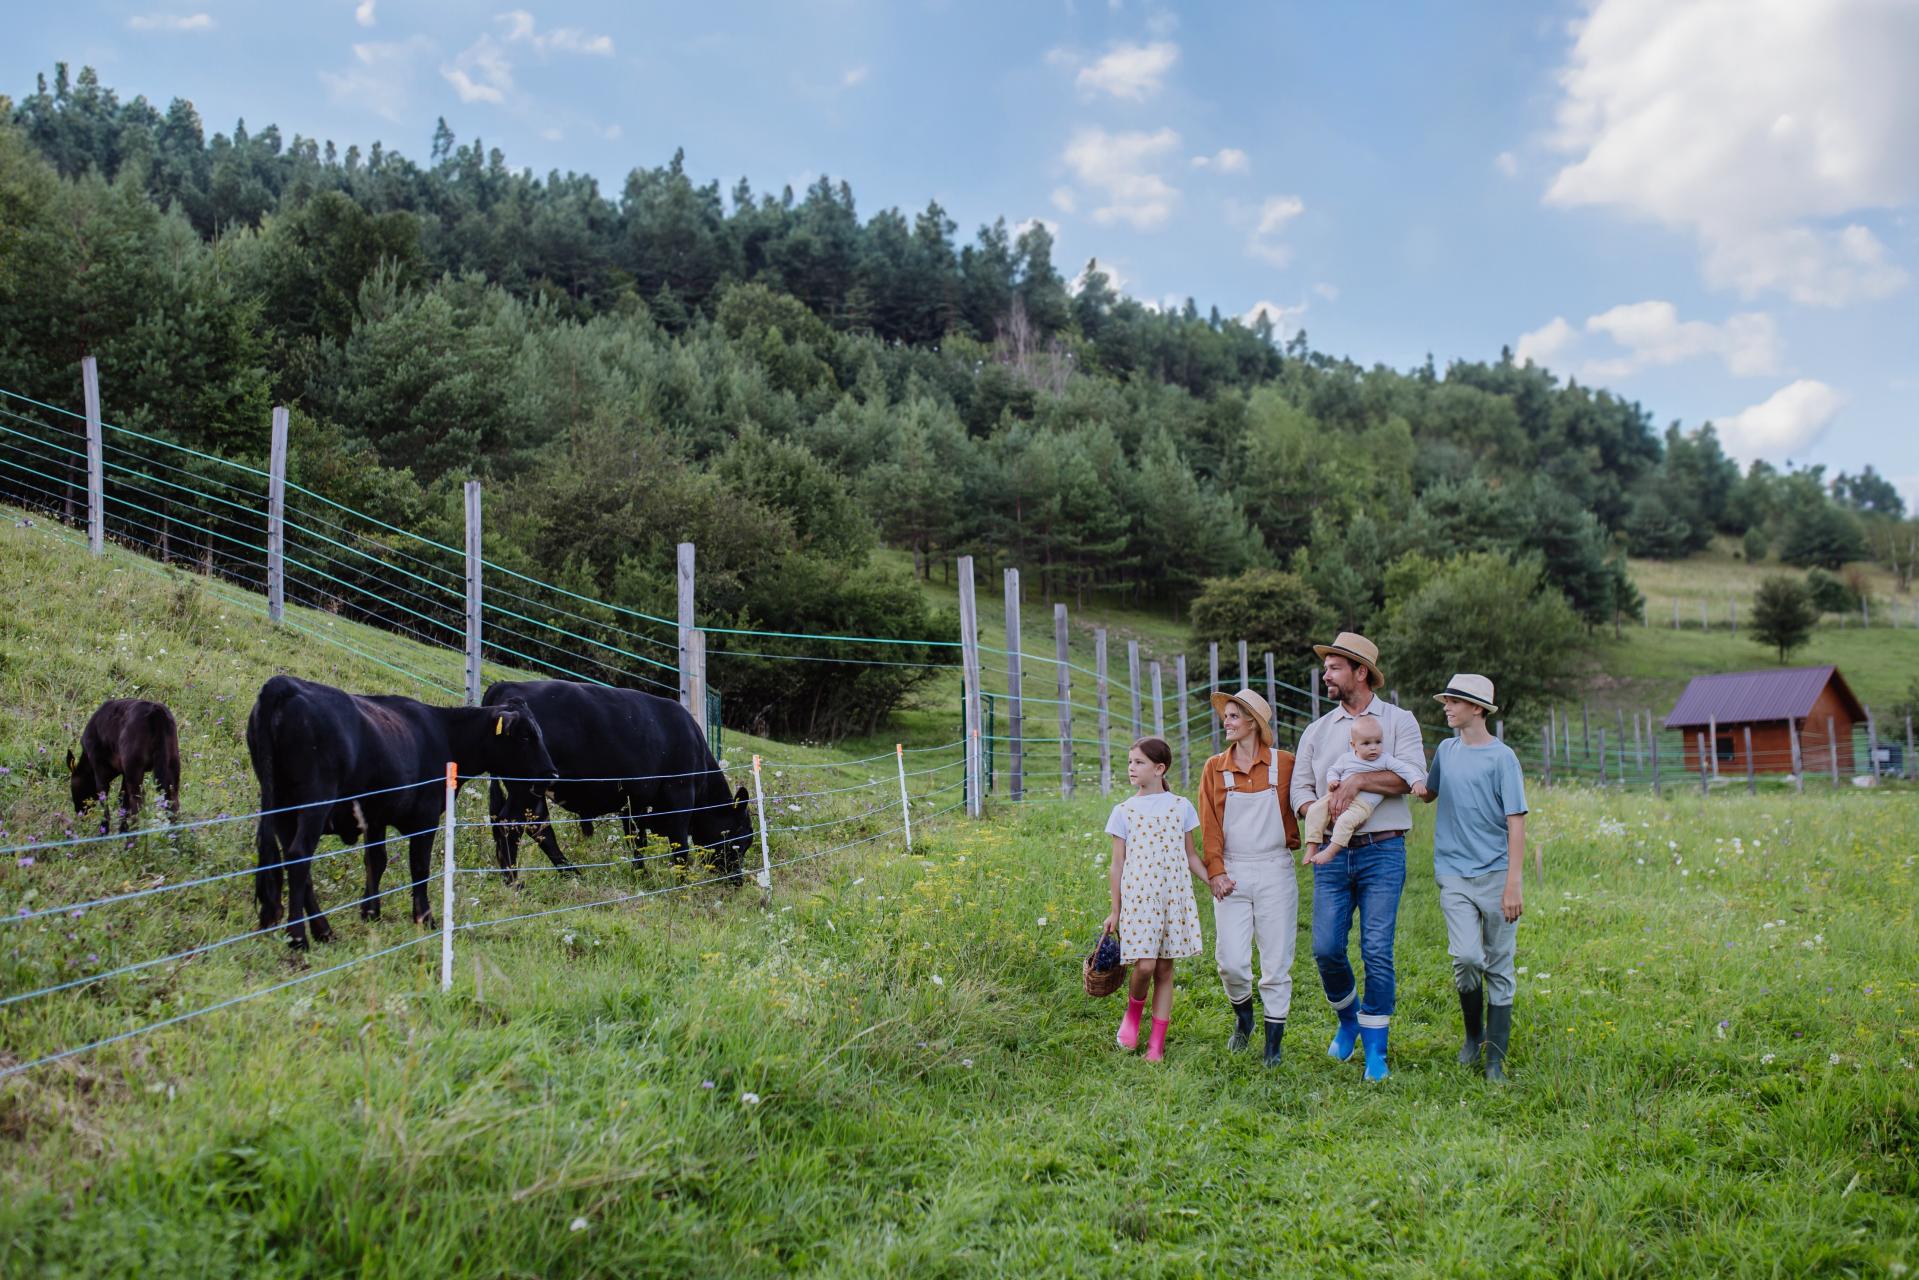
top-left (1227, 998), bottom-right (1256, 1051)
top-left (1484, 1004), bottom-right (1513, 1083)
top-left (1458, 985), bottom-right (1485, 1066)
top-left (1263, 1019), bottom-right (1286, 1068)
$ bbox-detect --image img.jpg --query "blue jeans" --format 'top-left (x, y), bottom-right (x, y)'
top-left (1311, 835), bottom-right (1407, 1023)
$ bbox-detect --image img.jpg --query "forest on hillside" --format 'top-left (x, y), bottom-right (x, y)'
top-left (1, 65), bottom-right (1912, 734)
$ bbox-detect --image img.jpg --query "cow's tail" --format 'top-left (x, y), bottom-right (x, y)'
top-left (247, 681), bottom-right (296, 858)
top-left (150, 702), bottom-right (182, 816)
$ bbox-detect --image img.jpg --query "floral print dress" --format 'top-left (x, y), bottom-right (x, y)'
top-left (1106, 793), bottom-right (1204, 963)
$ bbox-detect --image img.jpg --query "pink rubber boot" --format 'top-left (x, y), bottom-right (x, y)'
top-left (1145, 1017), bottom-right (1171, 1061)
top-left (1116, 997), bottom-right (1146, 1050)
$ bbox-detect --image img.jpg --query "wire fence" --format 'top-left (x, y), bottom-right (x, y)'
top-left (0, 742), bottom-right (973, 1082)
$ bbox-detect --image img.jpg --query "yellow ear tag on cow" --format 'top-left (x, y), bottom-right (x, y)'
top-left (495, 718), bottom-right (505, 736)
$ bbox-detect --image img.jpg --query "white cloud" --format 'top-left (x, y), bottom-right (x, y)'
top-left (1516, 302), bottom-right (1782, 379)
top-left (1071, 259), bottom-right (1128, 296)
top-left (1191, 147), bottom-right (1249, 174)
top-left (540, 127), bottom-right (564, 141)
top-left (1246, 194), bottom-right (1304, 267)
top-left (354, 0), bottom-right (376, 28)
top-left (1242, 299), bottom-right (1308, 338)
top-left (841, 66), bottom-right (868, 89)
top-left (1068, 41), bottom-right (1179, 101)
top-left (1494, 150), bottom-right (1518, 178)
top-left (1050, 186), bottom-right (1077, 214)
top-left (495, 10), bottom-right (615, 55)
top-left (127, 12), bottom-right (214, 31)
top-left (322, 37), bottom-right (432, 122)
top-left (1715, 380), bottom-right (1846, 462)
top-left (1014, 217), bottom-right (1061, 241)
top-left (1311, 282), bottom-right (1339, 302)
top-left (1061, 127), bottom-right (1181, 230)
top-left (1515, 316), bottom-right (1576, 367)
top-left (442, 35), bottom-right (513, 103)
top-left (1543, 0), bottom-right (1919, 305)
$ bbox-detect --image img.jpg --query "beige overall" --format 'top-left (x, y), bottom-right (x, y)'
top-left (1213, 754), bottom-right (1298, 1021)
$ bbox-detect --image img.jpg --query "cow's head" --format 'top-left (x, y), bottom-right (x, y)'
top-left (692, 783), bottom-right (755, 879)
top-left (67, 748), bottom-right (96, 814)
top-left (484, 700), bottom-right (560, 815)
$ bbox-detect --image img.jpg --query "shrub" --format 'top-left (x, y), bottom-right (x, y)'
top-left (1750, 576), bottom-right (1816, 663)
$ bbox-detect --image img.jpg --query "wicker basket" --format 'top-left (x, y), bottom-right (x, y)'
top-left (1083, 929), bottom-right (1125, 998)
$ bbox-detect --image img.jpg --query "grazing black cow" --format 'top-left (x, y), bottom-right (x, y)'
top-left (246, 675), bottom-right (559, 949)
top-left (481, 680), bottom-right (753, 886)
top-left (68, 699), bottom-right (182, 836)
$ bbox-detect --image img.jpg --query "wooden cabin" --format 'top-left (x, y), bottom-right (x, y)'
top-left (1664, 665), bottom-right (1865, 776)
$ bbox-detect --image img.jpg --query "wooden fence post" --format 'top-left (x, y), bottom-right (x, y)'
top-left (1264, 652), bottom-right (1276, 739)
top-left (677, 542), bottom-right (697, 713)
top-left (1495, 719), bottom-right (1504, 742)
top-left (1238, 639), bottom-right (1249, 690)
top-left (1744, 724), bottom-right (1756, 794)
top-left (1208, 642), bottom-right (1221, 754)
top-left (1598, 728), bottom-right (1608, 787)
top-left (1827, 716), bottom-right (1839, 788)
top-left (1789, 718), bottom-right (1804, 793)
top-left (1004, 568), bottom-right (1023, 803)
top-left (1096, 628), bottom-right (1112, 797)
top-left (82, 356), bottom-right (104, 556)
top-left (463, 480), bottom-right (483, 706)
top-left (1907, 714), bottom-right (1914, 781)
top-left (1651, 729), bottom-right (1661, 798)
top-left (957, 556), bottom-right (982, 817)
top-left (1176, 653), bottom-right (1191, 791)
top-left (1310, 667), bottom-right (1321, 722)
top-left (688, 630), bottom-right (707, 736)
top-left (1151, 661), bottom-right (1164, 737)
top-left (1054, 603), bottom-right (1072, 800)
top-left (267, 406), bottom-right (288, 623)
top-left (1698, 732), bottom-right (1710, 795)
top-left (1541, 726), bottom-right (1552, 787)
top-left (1582, 703), bottom-right (1591, 763)
top-left (1708, 715), bottom-right (1719, 777)
top-left (1127, 640), bottom-right (1143, 741)
top-left (1867, 705), bottom-right (1881, 781)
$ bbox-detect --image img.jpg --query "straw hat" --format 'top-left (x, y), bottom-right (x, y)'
top-left (1434, 673), bottom-right (1499, 715)
top-left (1312, 631), bottom-right (1385, 688)
top-left (1210, 687), bottom-right (1275, 746)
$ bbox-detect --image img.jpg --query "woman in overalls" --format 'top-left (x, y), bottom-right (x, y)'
top-left (1197, 689), bottom-right (1302, 1066)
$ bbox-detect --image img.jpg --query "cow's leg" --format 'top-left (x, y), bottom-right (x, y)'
top-left (256, 813), bottom-right (289, 931)
top-left (119, 770), bottom-right (145, 837)
top-left (407, 829), bottom-right (435, 927)
top-left (94, 767), bottom-right (119, 837)
top-left (534, 816), bottom-right (573, 874)
top-left (361, 828), bottom-right (389, 921)
top-left (283, 806), bottom-right (330, 949)
top-left (621, 810), bottom-right (649, 869)
top-left (487, 781), bottom-right (521, 888)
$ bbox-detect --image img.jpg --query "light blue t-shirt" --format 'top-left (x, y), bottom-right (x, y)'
top-left (1427, 735), bottom-right (1528, 879)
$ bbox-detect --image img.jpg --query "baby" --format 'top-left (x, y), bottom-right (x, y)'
top-left (1302, 714), bottom-right (1424, 864)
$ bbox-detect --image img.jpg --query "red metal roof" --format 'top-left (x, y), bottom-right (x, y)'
top-left (1664, 665), bottom-right (1866, 729)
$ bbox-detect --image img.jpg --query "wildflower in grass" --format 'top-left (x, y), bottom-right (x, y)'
top-left (1761, 1053), bottom-right (1775, 1064)
top-left (701, 1080), bottom-right (715, 1090)
top-left (16, 856), bottom-right (32, 868)
top-left (930, 974), bottom-right (944, 986)
top-left (961, 1059), bottom-right (974, 1068)
top-left (1828, 1053), bottom-right (1841, 1066)
top-left (570, 1218), bottom-right (588, 1232)
top-left (740, 1092), bottom-right (761, 1106)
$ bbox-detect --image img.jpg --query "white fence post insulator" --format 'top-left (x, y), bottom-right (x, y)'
top-left (1127, 640), bottom-right (1143, 741)
top-left (688, 630), bottom-right (708, 737)
top-left (1745, 725), bottom-right (1756, 794)
top-left (1789, 718), bottom-right (1804, 793)
top-left (439, 762), bottom-right (457, 993)
top-left (1054, 603), bottom-right (1072, 800)
top-left (957, 556), bottom-right (982, 817)
top-left (1151, 660), bottom-right (1166, 736)
top-left (1175, 653), bottom-right (1191, 792)
top-left (82, 355), bottom-right (104, 556)
top-left (1004, 567), bottom-right (1024, 803)
top-left (463, 480), bottom-right (483, 707)
top-left (267, 406), bottom-right (288, 622)
top-left (1208, 643), bottom-right (1222, 754)
top-left (1828, 716), bottom-right (1840, 787)
top-left (751, 754), bottom-right (773, 897)
top-left (1095, 628), bottom-right (1112, 797)
top-left (677, 542), bottom-right (696, 713)
top-left (896, 744), bottom-right (913, 853)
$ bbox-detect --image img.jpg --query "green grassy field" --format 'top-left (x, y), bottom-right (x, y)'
top-left (3, 513), bottom-right (1917, 1276)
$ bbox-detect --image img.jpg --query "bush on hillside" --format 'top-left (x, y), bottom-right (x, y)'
top-left (1804, 568), bottom-right (1856, 614)
top-left (1741, 526), bottom-right (1769, 562)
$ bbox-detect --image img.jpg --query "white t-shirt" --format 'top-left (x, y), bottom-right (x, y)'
top-left (1104, 791), bottom-right (1201, 841)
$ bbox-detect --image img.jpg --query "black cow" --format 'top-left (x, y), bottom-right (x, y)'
top-left (246, 675), bottom-right (559, 949)
top-left (481, 680), bottom-right (753, 886)
top-left (68, 699), bottom-right (182, 836)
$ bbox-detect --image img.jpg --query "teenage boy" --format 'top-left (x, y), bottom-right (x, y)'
top-left (1412, 674), bottom-right (1525, 1083)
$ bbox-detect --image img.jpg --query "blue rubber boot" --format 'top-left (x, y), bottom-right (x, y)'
top-left (1360, 1024), bottom-right (1390, 1082)
top-left (1327, 1004), bottom-right (1359, 1062)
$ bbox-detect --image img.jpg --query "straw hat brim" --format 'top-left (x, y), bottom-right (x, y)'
top-left (1209, 691), bottom-right (1274, 745)
top-left (1311, 644), bottom-right (1385, 688)
top-left (1434, 690), bottom-right (1500, 715)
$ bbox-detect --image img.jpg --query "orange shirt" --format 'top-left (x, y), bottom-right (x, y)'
top-left (1197, 741), bottom-right (1301, 877)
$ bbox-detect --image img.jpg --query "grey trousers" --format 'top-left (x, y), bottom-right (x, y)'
top-left (1437, 870), bottom-right (1518, 1005)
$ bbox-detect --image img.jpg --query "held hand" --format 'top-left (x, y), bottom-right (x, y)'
top-left (1326, 776), bottom-right (1361, 818)
top-left (1207, 872), bottom-right (1236, 900)
top-left (1501, 884), bottom-right (1523, 923)
top-left (1412, 782), bottom-right (1433, 803)
top-left (1101, 911), bottom-right (1118, 935)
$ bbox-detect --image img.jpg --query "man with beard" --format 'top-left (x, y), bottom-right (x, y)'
top-left (1289, 632), bottom-right (1426, 1081)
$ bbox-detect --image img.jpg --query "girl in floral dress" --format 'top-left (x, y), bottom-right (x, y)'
top-left (1101, 737), bottom-right (1209, 1061)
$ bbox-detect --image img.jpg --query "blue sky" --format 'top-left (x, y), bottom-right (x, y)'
top-left (11, 1), bottom-right (1918, 506)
